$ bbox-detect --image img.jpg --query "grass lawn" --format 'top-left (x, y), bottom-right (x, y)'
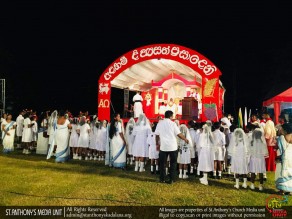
top-left (0, 147), bottom-right (291, 207)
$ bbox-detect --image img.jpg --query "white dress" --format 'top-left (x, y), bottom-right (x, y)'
top-left (31, 121), bottom-right (38, 141)
top-left (248, 129), bottom-right (268, 173)
top-left (69, 124), bottom-right (79, 147)
top-left (16, 115), bottom-right (24, 137)
top-left (22, 118), bottom-right (32, 143)
top-left (228, 131), bottom-right (250, 174)
top-left (213, 129), bottom-right (226, 161)
top-left (197, 131), bottom-right (214, 172)
top-left (132, 124), bottom-right (151, 157)
top-left (177, 125), bottom-right (193, 164)
top-left (125, 123), bottom-right (135, 155)
top-left (77, 123), bottom-right (90, 148)
top-left (189, 128), bottom-right (198, 159)
top-left (55, 119), bottom-right (70, 162)
top-left (2, 120), bottom-right (16, 152)
top-left (89, 124), bottom-right (97, 150)
top-left (97, 127), bottom-right (107, 151)
top-left (147, 132), bottom-right (159, 159)
top-left (110, 122), bottom-right (126, 168)
top-left (133, 94), bottom-right (143, 118)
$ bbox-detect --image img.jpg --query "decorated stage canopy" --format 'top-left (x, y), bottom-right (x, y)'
top-left (98, 44), bottom-right (225, 121)
top-left (263, 84), bottom-right (292, 124)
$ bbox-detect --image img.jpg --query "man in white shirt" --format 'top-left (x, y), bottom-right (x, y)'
top-left (133, 91), bottom-right (143, 118)
top-left (155, 110), bottom-right (189, 184)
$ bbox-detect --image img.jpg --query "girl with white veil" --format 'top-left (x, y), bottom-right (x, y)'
top-left (177, 124), bottom-right (193, 179)
top-left (125, 117), bottom-right (136, 165)
top-left (1, 113), bottom-right (16, 153)
top-left (248, 128), bottom-right (268, 191)
top-left (197, 122), bottom-right (215, 185)
top-left (132, 113), bottom-right (151, 172)
top-left (228, 128), bottom-right (250, 189)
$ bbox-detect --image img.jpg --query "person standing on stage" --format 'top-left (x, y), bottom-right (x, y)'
top-left (133, 91), bottom-right (143, 118)
top-left (155, 110), bottom-right (189, 184)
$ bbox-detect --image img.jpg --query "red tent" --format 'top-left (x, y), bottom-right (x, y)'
top-left (263, 84), bottom-right (292, 124)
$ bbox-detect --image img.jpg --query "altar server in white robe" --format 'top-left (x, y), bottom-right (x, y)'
top-left (132, 113), bottom-right (151, 172)
top-left (133, 91), bottom-right (143, 118)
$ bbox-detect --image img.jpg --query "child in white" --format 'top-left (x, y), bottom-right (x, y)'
top-left (77, 116), bottom-right (91, 160)
top-left (248, 128), bottom-right (268, 191)
top-left (125, 117), bottom-right (136, 165)
top-left (178, 124), bottom-right (193, 179)
top-left (228, 128), bottom-right (250, 189)
top-left (188, 120), bottom-right (200, 175)
top-left (212, 122), bottom-right (226, 179)
top-left (88, 119), bottom-right (98, 160)
top-left (197, 122), bottom-right (214, 185)
top-left (132, 113), bottom-right (151, 172)
top-left (69, 118), bottom-right (79, 159)
top-left (97, 120), bottom-right (108, 161)
top-left (31, 116), bottom-right (38, 149)
top-left (147, 122), bottom-right (159, 174)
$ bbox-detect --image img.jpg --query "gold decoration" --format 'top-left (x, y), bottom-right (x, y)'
top-left (204, 78), bottom-right (217, 97)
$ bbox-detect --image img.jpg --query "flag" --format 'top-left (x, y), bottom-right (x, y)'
top-left (244, 107), bottom-right (248, 128)
top-left (238, 108), bottom-right (243, 128)
top-left (248, 108), bottom-right (251, 123)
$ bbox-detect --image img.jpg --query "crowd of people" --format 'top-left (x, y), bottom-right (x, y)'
top-left (1, 108), bottom-right (292, 195)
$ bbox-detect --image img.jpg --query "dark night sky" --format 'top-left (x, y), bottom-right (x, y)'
top-left (1, 1), bottom-right (292, 117)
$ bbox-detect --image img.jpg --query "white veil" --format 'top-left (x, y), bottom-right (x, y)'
top-left (125, 118), bottom-right (135, 143)
top-left (197, 123), bottom-right (214, 148)
top-left (178, 124), bottom-right (193, 148)
top-left (249, 128), bottom-right (268, 157)
top-left (135, 113), bottom-right (150, 128)
top-left (228, 128), bottom-right (249, 157)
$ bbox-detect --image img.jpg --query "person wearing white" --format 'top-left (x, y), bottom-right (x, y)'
top-left (228, 128), bottom-right (250, 189)
top-left (69, 119), bottom-right (79, 159)
top-left (15, 111), bottom-right (24, 148)
top-left (165, 98), bottom-right (177, 119)
top-left (132, 113), bottom-right (151, 172)
top-left (177, 124), bottom-right (193, 179)
top-left (147, 122), bottom-right (159, 174)
top-left (36, 113), bottom-right (49, 155)
top-left (77, 116), bottom-right (91, 160)
top-left (212, 122), bottom-right (226, 179)
top-left (1, 114), bottom-right (16, 153)
top-left (189, 88), bottom-right (202, 115)
top-left (125, 117), bottom-right (135, 165)
top-left (54, 112), bottom-right (71, 163)
top-left (197, 121), bottom-right (215, 185)
top-left (248, 128), bottom-right (268, 191)
top-left (108, 113), bottom-right (127, 169)
top-left (31, 116), bottom-right (38, 149)
top-left (22, 113), bottom-right (34, 154)
top-left (155, 110), bottom-right (189, 184)
top-left (187, 120), bottom-right (200, 174)
top-left (88, 119), bottom-right (98, 160)
top-left (96, 120), bottom-right (108, 161)
top-left (133, 91), bottom-right (143, 118)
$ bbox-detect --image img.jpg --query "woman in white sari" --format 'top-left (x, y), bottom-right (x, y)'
top-left (1, 114), bottom-right (16, 153)
top-left (276, 123), bottom-right (292, 194)
top-left (108, 113), bottom-right (127, 169)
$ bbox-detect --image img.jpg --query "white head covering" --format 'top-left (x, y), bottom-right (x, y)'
top-left (178, 124), bottom-right (193, 148)
top-left (197, 123), bottom-right (214, 148)
top-left (249, 128), bottom-right (268, 157)
top-left (136, 113), bottom-right (150, 127)
top-left (221, 117), bottom-right (231, 128)
top-left (228, 128), bottom-right (249, 157)
top-left (125, 117), bottom-right (136, 136)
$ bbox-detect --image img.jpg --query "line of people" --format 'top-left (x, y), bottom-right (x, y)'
top-left (1, 109), bottom-right (291, 194)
